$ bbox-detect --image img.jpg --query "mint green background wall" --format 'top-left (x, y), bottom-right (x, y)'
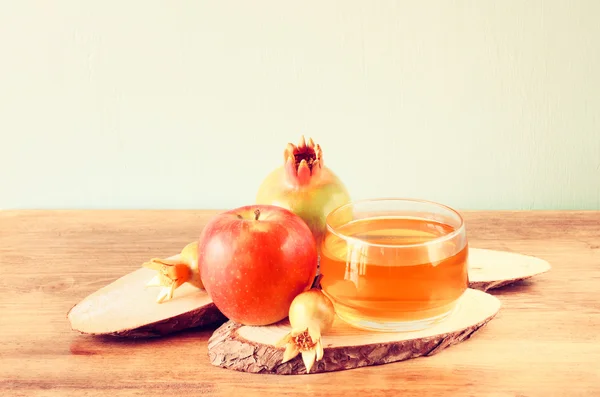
top-left (1, 1), bottom-right (599, 210)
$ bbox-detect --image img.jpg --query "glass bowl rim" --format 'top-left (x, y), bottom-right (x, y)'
top-left (324, 197), bottom-right (466, 248)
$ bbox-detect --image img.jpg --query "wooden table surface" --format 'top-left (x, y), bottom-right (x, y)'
top-left (1, 210), bottom-right (599, 396)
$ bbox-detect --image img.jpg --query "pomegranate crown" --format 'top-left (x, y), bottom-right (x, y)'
top-left (283, 135), bottom-right (323, 185)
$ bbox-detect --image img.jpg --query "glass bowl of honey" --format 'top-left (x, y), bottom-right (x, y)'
top-left (319, 198), bottom-right (469, 332)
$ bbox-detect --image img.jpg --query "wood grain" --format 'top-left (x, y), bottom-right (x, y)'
top-left (1, 210), bottom-right (599, 396)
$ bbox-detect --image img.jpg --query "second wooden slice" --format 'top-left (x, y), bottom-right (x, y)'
top-left (208, 288), bottom-right (501, 375)
top-left (468, 248), bottom-right (551, 291)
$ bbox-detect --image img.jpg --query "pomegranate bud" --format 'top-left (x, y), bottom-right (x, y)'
top-left (284, 143), bottom-right (297, 159)
top-left (297, 159), bottom-right (311, 184)
top-left (285, 155), bottom-right (298, 181)
top-left (315, 145), bottom-right (323, 166)
top-left (311, 159), bottom-right (322, 178)
top-left (298, 135), bottom-right (306, 148)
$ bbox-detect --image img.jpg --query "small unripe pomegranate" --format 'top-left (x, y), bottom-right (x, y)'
top-left (276, 289), bottom-right (336, 373)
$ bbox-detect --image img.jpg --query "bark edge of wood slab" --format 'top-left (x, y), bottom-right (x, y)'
top-left (67, 255), bottom-right (226, 338)
top-left (468, 248), bottom-right (551, 292)
top-left (207, 288), bottom-right (501, 375)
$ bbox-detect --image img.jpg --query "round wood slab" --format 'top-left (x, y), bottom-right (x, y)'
top-left (67, 248), bottom-right (547, 338)
top-left (208, 288), bottom-right (501, 375)
top-left (67, 255), bottom-right (226, 337)
top-left (468, 248), bottom-right (551, 291)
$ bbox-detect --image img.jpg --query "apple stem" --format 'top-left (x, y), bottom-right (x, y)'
top-left (254, 208), bottom-right (261, 220)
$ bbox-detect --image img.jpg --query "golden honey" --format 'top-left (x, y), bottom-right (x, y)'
top-left (320, 210), bottom-right (469, 332)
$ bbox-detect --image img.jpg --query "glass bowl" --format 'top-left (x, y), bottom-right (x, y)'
top-left (319, 198), bottom-right (469, 332)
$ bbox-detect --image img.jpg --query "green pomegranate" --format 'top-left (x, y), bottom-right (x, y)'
top-left (256, 135), bottom-right (351, 249)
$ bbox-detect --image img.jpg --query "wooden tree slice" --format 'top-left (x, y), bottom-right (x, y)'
top-left (468, 248), bottom-right (551, 291)
top-left (208, 288), bottom-right (500, 375)
top-left (67, 248), bottom-right (547, 338)
top-left (67, 255), bottom-right (226, 338)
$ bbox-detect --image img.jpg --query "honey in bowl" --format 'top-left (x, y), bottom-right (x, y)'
top-left (320, 199), bottom-right (469, 332)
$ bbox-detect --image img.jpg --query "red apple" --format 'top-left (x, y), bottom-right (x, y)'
top-left (198, 204), bottom-right (318, 326)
